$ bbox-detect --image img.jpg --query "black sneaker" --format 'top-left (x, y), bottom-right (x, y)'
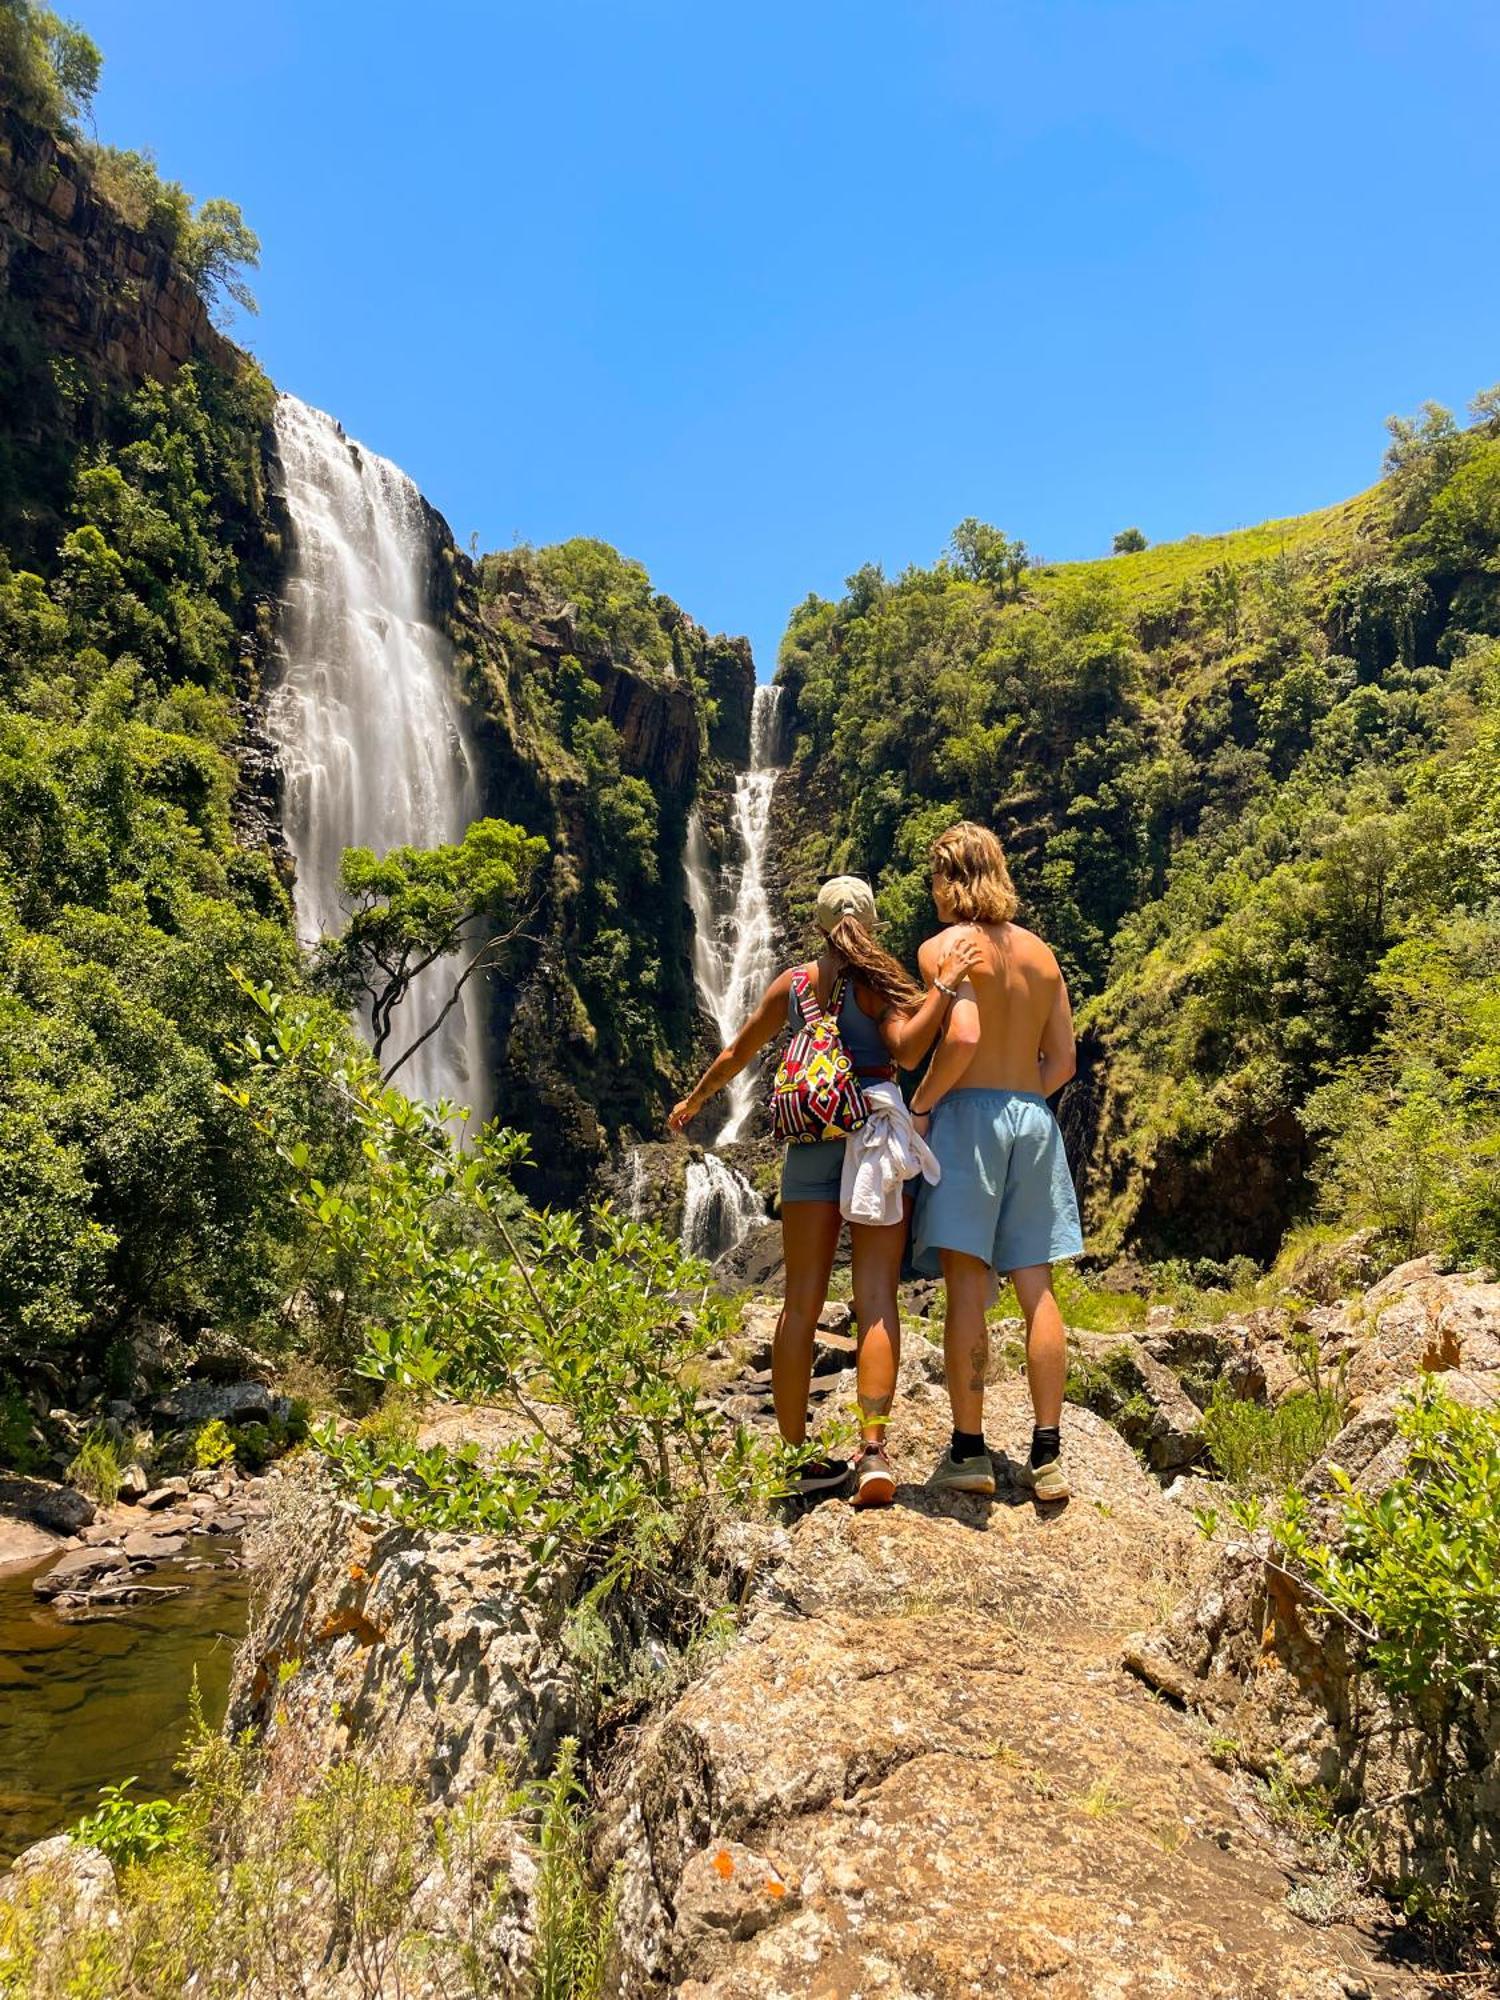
top-left (790, 1455), bottom-right (851, 1496)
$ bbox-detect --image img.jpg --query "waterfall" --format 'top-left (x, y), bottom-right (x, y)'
top-left (684, 684), bottom-right (784, 1144)
top-left (266, 395), bottom-right (489, 1116)
top-left (679, 684), bottom-right (783, 1258)
top-left (682, 1153), bottom-right (765, 1262)
top-left (623, 1145), bottom-right (649, 1220)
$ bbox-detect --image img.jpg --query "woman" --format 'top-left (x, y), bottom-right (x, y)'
top-left (669, 876), bottom-right (980, 1505)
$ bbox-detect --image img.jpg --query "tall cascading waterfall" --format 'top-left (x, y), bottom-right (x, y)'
top-left (681, 684), bottom-right (784, 1258)
top-left (266, 395), bottom-right (489, 1116)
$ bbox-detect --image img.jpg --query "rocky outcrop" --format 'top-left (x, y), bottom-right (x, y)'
top-left (35, 1296), bottom-right (1437, 1994)
top-left (226, 1465), bottom-right (585, 1811)
top-left (1126, 1352), bottom-right (1499, 1920)
top-left (594, 657), bottom-right (701, 794)
top-left (1338, 1258), bottom-right (1500, 1405)
top-left (438, 561), bottom-right (753, 1198)
top-left (703, 636), bottom-right (756, 767)
top-left (599, 1355), bottom-right (1432, 1997)
top-left (0, 106), bottom-right (232, 390)
top-left (1192, 1256), bottom-right (1500, 1417)
top-left (1069, 1329), bottom-right (1209, 1471)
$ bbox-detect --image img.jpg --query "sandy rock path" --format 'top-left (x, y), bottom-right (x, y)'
top-left (605, 1332), bottom-right (1440, 1999)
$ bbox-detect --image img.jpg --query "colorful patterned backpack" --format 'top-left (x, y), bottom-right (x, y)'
top-left (769, 969), bottom-right (870, 1143)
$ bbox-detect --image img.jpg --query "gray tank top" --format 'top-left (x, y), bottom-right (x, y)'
top-left (787, 967), bottom-right (892, 1075)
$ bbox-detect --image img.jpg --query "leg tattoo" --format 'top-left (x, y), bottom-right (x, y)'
top-left (968, 1333), bottom-right (987, 1395)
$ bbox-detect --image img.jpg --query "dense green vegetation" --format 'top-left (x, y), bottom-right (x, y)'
top-left (461, 537), bottom-right (741, 1168)
top-left (776, 394), bottom-right (1500, 1267)
top-left (228, 977), bottom-right (775, 1580)
top-left (0, 329), bottom-right (345, 1366)
top-left (0, 10), bottom-right (360, 1371)
top-left (1275, 1380), bottom-right (1500, 1708)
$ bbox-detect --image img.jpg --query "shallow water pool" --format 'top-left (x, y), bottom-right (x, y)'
top-left (0, 1538), bottom-right (249, 1860)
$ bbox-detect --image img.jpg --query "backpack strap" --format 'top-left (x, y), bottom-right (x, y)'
top-left (789, 966), bottom-right (846, 1028)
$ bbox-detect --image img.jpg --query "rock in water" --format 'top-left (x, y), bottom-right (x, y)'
top-left (32, 1546), bottom-right (127, 1600)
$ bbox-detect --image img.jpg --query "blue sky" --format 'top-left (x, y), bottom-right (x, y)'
top-left (80, 1), bottom-right (1500, 675)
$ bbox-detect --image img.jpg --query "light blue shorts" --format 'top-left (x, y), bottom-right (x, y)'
top-left (911, 1088), bottom-right (1084, 1276)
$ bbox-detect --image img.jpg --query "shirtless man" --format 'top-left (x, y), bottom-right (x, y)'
top-left (908, 822), bottom-right (1083, 1501)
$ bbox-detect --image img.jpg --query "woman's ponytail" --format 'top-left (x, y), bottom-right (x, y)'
top-left (825, 916), bottom-right (923, 1015)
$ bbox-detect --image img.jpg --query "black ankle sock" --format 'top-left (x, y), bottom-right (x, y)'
top-left (951, 1428), bottom-right (987, 1462)
top-left (1030, 1425), bottom-right (1061, 1469)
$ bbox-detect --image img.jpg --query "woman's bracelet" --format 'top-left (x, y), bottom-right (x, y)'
top-left (935, 978), bottom-right (960, 999)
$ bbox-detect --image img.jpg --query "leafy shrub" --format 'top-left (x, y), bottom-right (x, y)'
top-left (72, 1781), bottom-right (185, 1867)
top-left (188, 1419), bottom-right (235, 1470)
top-left (1202, 1382), bottom-right (1344, 1491)
top-left (1275, 1381), bottom-right (1500, 1705)
top-left (531, 1740), bottom-right (615, 2000)
top-left (231, 1399), bottom-right (308, 1472)
top-left (2, 1705), bottom-right (608, 1998)
top-left (65, 1426), bottom-right (123, 1505)
top-left (0, 1387), bottom-right (44, 1472)
top-left (226, 980), bottom-right (778, 1582)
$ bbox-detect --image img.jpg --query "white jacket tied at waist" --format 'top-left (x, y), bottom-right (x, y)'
top-left (840, 1080), bottom-right (941, 1228)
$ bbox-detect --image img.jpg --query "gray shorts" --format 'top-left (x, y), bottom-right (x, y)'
top-left (911, 1088), bottom-right (1083, 1275)
top-left (780, 1136), bottom-right (845, 1205)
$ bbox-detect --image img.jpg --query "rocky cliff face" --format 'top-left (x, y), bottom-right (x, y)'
top-left (425, 537), bottom-right (754, 1197)
top-left (0, 106), bottom-right (232, 393)
top-left (1126, 1257), bottom-right (1500, 1922)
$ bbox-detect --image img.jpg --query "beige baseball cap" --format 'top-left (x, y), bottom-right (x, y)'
top-left (814, 875), bottom-right (877, 934)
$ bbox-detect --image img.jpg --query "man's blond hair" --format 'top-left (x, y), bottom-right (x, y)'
top-left (930, 821), bottom-right (1019, 925)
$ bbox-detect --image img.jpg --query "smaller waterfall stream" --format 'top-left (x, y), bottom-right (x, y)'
top-left (681, 1153), bottom-right (764, 1261)
top-left (681, 685), bottom-right (784, 1259)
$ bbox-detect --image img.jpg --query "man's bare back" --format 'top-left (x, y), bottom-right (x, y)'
top-left (917, 921), bottom-right (1074, 1097)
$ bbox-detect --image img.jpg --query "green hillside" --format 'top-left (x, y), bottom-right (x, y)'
top-left (772, 408), bottom-right (1500, 1269)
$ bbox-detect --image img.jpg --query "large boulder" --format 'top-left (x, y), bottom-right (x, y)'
top-left (0, 1474), bottom-right (94, 1536)
top-left (1337, 1264), bottom-right (1500, 1406)
top-left (1068, 1333), bottom-right (1207, 1471)
top-left (0, 1836), bottom-right (117, 1931)
top-left (152, 1380), bottom-right (279, 1428)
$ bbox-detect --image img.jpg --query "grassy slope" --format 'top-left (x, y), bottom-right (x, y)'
top-left (1031, 485), bottom-right (1388, 617)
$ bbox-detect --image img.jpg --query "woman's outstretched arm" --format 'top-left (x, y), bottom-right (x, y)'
top-left (879, 930), bottom-right (984, 1069)
top-left (668, 967), bottom-right (797, 1131)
